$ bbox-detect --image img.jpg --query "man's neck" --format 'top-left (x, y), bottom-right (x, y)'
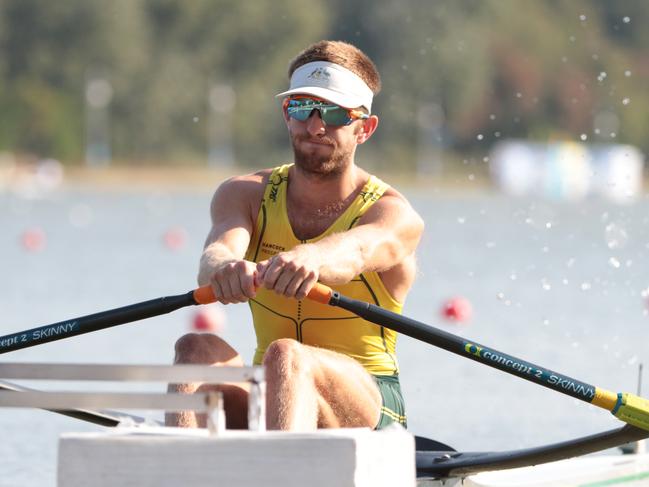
top-left (287, 162), bottom-right (365, 211)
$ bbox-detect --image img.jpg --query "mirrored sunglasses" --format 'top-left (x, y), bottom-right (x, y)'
top-left (283, 96), bottom-right (369, 127)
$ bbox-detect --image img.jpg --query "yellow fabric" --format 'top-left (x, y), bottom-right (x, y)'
top-left (245, 163), bottom-right (402, 375)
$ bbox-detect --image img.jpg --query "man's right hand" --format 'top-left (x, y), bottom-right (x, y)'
top-left (208, 259), bottom-right (259, 304)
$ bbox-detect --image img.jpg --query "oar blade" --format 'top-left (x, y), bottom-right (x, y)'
top-left (613, 393), bottom-right (649, 432)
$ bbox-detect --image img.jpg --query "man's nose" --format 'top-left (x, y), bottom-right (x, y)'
top-left (305, 109), bottom-right (326, 134)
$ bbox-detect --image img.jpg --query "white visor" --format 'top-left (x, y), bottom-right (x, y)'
top-left (276, 61), bottom-right (374, 112)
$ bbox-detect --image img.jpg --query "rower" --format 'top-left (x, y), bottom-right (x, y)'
top-left (166, 39), bottom-right (424, 432)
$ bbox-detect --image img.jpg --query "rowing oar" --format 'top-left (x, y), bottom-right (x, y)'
top-left (0, 289), bottom-right (205, 354)
top-left (3, 283), bottom-right (648, 433)
top-left (0, 379), bottom-right (134, 427)
top-left (297, 283), bottom-right (649, 433)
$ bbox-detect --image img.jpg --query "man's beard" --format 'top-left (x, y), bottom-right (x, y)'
top-left (290, 134), bottom-right (353, 179)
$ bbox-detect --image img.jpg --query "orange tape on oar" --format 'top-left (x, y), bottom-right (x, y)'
top-left (306, 282), bottom-right (334, 304)
top-left (193, 286), bottom-right (217, 305)
top-left (192, 282), bottom-right (334, 306)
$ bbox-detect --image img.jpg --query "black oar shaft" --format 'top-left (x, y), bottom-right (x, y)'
top-left (0, 291), bottom-right (197, 354)
top-left (331, 292), bottom-right (597, 404)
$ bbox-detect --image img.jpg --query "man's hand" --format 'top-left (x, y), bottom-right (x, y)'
top-left (256, 244), bottom-right (320, 300)
top-left (208, 259), bottom-right (259, 304)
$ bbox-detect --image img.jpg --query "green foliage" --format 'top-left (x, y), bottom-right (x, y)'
top-left (0, 0), bottom-right (646, 166)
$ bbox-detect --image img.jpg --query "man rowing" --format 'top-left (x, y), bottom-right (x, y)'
top-left (166, 40), bottom-right (424, 431)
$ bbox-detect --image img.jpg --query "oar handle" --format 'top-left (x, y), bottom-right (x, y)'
top-left (192, 282), bottom-right (335, 305)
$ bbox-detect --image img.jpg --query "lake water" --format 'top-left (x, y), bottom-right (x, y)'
top-left (1, 180), bottom-right (648, 486)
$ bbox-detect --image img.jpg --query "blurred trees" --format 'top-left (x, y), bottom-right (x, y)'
top-left (0, 0), bottom-right (646, 169)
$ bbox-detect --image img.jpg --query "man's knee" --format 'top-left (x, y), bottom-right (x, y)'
top-left (173, 333), bottom-right (241, 365)
top-left (263, 338), bottom-right (311, 376)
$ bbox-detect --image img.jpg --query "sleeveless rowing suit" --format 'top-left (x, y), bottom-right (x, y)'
top-left (244, 163), bottom-right (407, 427)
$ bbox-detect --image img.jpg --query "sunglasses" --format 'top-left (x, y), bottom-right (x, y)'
top-left (283, 96), bottom-right (369, 127)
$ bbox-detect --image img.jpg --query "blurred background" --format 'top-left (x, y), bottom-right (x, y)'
top-left (0, 0), bottom-right (647, 183)
top-left (1, 1), bottom-right (649, 486)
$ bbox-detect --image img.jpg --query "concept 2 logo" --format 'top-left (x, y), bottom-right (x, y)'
top-left (462, 341), bottom-right (595, 401)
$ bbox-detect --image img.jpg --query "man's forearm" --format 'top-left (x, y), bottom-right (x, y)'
top-left (197, 243), bottom-right (240, 286)
top-left (306, 234), bottom-right (367, 284)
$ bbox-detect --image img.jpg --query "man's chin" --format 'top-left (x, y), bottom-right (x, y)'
top-left (294, 154), bottom-right (341, 176)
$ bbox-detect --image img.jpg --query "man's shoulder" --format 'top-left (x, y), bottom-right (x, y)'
top-left (223, 168), bottom-right (273, 187)
top-left (211, 168), bottom-right (277, 207)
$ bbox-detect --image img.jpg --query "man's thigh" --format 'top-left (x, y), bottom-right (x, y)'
top-left (303, 345), bottom-right (382, 428)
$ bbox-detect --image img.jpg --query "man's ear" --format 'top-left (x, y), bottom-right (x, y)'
top-left (355, 115), bottom-right (379, 144)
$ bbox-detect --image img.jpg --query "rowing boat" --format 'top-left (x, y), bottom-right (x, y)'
top-left (2, 373), bottom-right (649, 486)
top-left (3, 285), bottom-right (649, 485)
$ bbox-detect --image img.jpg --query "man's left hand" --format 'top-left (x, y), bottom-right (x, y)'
top-left (256, 244), bottom-right (320, 300)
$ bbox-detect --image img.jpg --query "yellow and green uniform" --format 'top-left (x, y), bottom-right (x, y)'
top-left (244, 163), bottom-right (407, 427)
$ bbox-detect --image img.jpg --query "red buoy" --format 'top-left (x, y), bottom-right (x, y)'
top-left (20, 228), bottom-right (47, 253)
top-left (441, 297), bottom-right (472, 323)
top-left (191, 305), bottom-right (226, 333)
top-left (163, 226), bottom-right (188, 251)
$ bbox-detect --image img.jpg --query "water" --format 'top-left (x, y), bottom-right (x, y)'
top-left (1, 184), bottom-right (649, 486)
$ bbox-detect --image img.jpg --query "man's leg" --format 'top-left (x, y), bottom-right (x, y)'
top-left (165, 333), bottom-right (249, 429)
top-left (263, 338), bottom-right (382, 430)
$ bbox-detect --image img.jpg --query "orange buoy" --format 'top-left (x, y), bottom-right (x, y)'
top-left (20, 228), bottom-right (46, 253)
top-left (441, 297), bottom-right (472, 323)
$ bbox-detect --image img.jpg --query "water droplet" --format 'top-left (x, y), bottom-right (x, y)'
top-left (545, 222), bottom-right (553, 229)
top-left (457, 217), bottom-right (466, 224)
top-left (609, 257), bottom-right (621, 269)
top-left (579, 14), bottom-right (586, 21)
top-left (477, 134), bottom-right (484, 140)
top-left (193, 117), bottom-right (199, 123)
top-left (623, 16), bottom-right (630, 23)
top-left (496, 292), bottom-right (505, 300)
top-left (541, 278), bottom-right (551, 291)
top-left (622, 98), bottom-right (630, 105)
top-left (580, 134), bottom-right (588, 141)
top-left (624, 70), bottom-right (632, 77)
top-left (489, 114), bottom-right (496, 120)
top-left (566, 258), bottom-right (576, 267)
top-left (510, 273), bottom-right (517, 281)
top-left (605, 223), bottom-right (628, 249)
top-left (581, 282), bottom-right (592, 291)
